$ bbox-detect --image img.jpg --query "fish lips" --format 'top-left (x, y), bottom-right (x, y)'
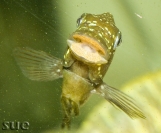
top-left (67, 39), bottom-right (107, 64)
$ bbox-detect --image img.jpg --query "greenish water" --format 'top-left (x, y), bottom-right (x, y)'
top-left (0, 0), bottom-right (161, 132)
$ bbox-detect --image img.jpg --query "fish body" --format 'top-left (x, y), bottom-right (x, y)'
top-left (13, 13), bottom-right (145, 129)
top-left (61, 13), bottom-right (122, 127)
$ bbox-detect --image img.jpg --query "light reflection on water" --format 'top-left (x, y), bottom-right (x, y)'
top-left (0, 0), bottom-right (161, 132)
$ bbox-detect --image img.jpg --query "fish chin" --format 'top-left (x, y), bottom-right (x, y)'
top-left (67, 39), bottom-right (107, 64)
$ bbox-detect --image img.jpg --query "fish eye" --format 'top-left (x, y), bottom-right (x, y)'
top-left (76, 13), bottom-right (86, 27)
top-left (113, 31), bottom-right (122, 49)
top-left (76, 17), bottom-right (82, 27)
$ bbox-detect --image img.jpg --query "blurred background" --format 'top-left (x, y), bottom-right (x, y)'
top-left (0, 0), bottom-right (161, 132)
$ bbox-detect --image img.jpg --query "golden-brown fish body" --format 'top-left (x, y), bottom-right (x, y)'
top-left (61, 69), bottom-right (93, 128)
top-left (13, 13), bottom-right (145, 130)
top-left (61, 13), bottom-right (122, 128)
top-left (61, 13), bottom-right (146, 128)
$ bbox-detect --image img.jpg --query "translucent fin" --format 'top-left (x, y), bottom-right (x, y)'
top-left (13, 47), bottom-right (63, 81)
top-left (96, 83), bottom-right (146, 119)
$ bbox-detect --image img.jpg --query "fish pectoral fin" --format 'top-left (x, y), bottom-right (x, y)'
top-left (96, 83), bottom-right (146, 119)
top-left (13, 47), bottom-right (63, 81)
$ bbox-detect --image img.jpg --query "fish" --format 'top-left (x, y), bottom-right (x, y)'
top-left (13, 13), bottom-right (145, 129)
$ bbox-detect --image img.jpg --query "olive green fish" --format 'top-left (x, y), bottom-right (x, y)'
top-left (13, 13), bottom-right (145, 129)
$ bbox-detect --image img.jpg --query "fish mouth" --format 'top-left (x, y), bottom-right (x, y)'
top-left (72, 34), bottom-right (106, 55)
top-left (67, 39), bottom-right (107, 64)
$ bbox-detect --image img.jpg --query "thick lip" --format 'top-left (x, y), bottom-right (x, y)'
top-left (67, 39), bottom-right (107, 64)
top-left (72, 34), bottom-right (106, 55)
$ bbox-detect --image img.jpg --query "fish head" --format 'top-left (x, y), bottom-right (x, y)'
top-left (68, 13), bottom-right (122, 64)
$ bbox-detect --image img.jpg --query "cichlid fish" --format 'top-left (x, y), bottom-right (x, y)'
top-left (13, 13), bottom-right (145, 129)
